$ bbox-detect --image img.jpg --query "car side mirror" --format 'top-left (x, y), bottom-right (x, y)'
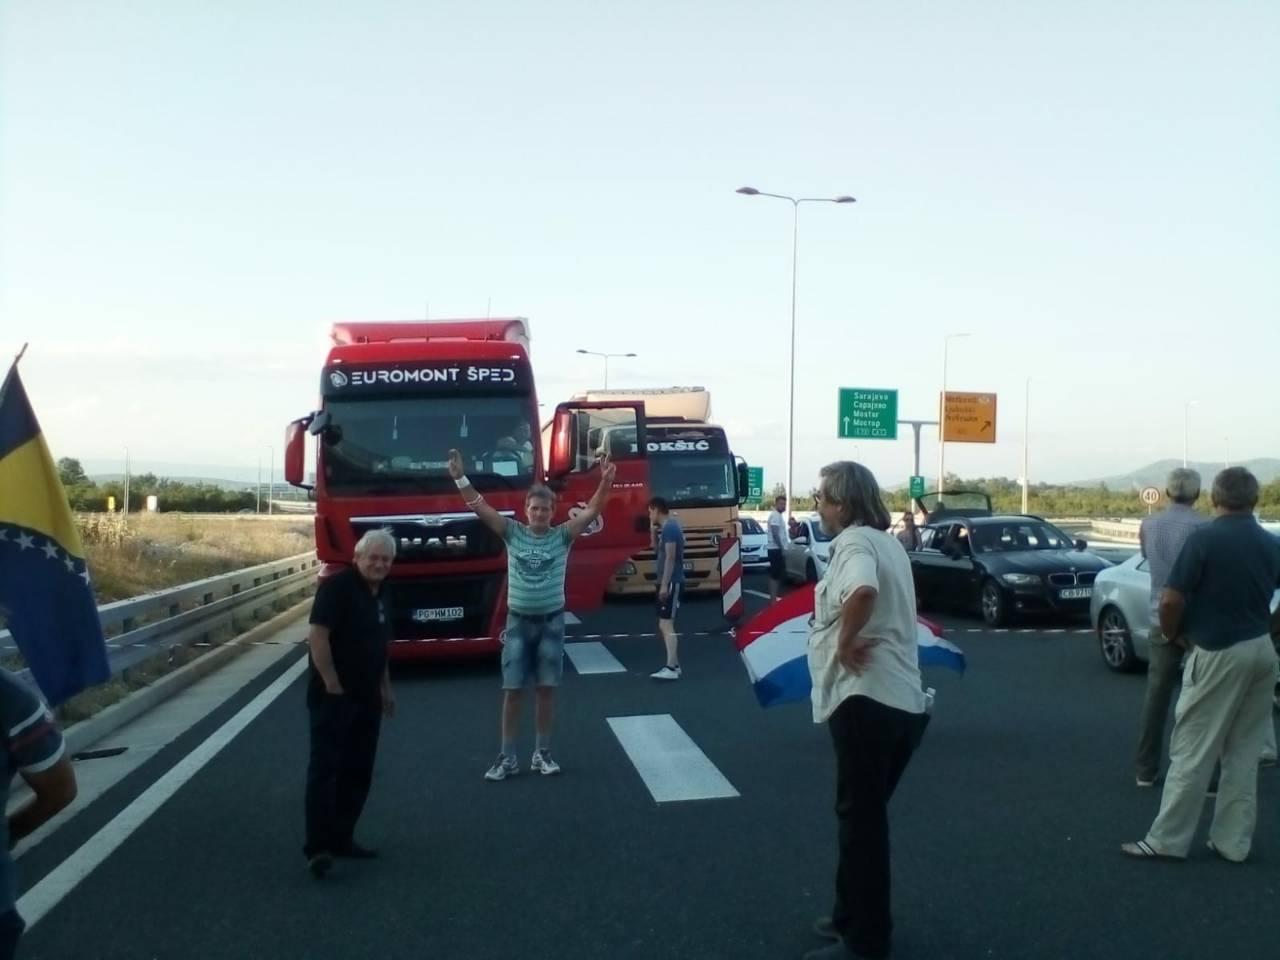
top-left (1074, 538), bottom-right (1088, 551)
top-left (794, 536), bottom-right (810, 546)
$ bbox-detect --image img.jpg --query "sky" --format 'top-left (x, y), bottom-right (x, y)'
top-left (2, 1), bottom-right (1277, 492)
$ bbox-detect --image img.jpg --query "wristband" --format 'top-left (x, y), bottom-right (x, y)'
top-left (454, 475), bottom-right (470, 489)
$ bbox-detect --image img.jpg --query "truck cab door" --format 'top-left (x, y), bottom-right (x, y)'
top-left (546, 401), bottom-right (650, 612)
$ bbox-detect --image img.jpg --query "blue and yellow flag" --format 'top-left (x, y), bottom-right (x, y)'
top-left (0, 362), bottom-right (110, 705)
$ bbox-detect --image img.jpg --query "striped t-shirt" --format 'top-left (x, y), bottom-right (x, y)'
top-left (503, 522), bottom-right (574, 615)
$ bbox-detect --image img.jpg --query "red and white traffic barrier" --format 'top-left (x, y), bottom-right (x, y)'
top-left (719, 535), bottom-right (743, 622)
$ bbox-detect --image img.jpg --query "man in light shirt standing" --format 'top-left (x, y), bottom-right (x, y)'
top-left (767, 494), bottom-right (790, 602)
top-left (1134, 468), bottom-right (1207, 788)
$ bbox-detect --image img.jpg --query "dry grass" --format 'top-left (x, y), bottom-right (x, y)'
top-left (79, 513), bottom-right (313, 603)
top-left (0, 514), bottom-right (315, 730)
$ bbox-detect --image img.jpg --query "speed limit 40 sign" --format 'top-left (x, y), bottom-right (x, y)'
top-left (1140, 487), bottom-right (1161, 506)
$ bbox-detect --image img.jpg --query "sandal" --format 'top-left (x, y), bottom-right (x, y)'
top-left (1120, 840), bottom-right (1182, 860)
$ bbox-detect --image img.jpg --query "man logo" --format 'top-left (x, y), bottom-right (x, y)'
top-left (567, 502), bottom-right (604, 536)
top-left (329, 370), bottom-right (349, 389)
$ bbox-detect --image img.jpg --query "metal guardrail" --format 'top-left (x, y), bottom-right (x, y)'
top-left (2, 552), bottom-right (319, 681)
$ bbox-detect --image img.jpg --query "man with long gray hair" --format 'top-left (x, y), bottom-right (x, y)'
top-left (303, 528), bottom-right (397, 878)
top-left (1123, 468), bottom-right (1280, 862)
top-left (1134, 468), bottom-right (1207, 787)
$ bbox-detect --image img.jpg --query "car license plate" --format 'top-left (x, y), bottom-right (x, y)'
top-left (1058, 588), bottom-right (1091, 600)
top-left (412, 606), bottom-right (464, 622)
top-left (682, 560), bottom-right (694, 572)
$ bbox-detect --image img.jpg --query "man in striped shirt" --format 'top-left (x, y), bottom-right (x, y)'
top-left (448, 449), bottom-right (616, 781)
top-left (1, 669), bottom-right (78, 959)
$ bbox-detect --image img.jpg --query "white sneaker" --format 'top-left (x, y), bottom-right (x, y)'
top-left (650, 665), bottom-right (681, 681)
top-left (531, 749), bottom-right (561, 776)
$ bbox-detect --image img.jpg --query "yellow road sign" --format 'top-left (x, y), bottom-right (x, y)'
top-left (940, 391), bottom-right (997, 444)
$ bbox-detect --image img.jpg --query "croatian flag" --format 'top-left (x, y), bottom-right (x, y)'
top-left (735, 583), bottom-right (966, 708)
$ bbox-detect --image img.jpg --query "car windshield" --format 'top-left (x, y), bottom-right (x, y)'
top-left (321, 394), bottom-right (535, 495)
top-left (739, 517), bottom-right (763, 535)
top-left (969, 521), bottom-right (1076, 553)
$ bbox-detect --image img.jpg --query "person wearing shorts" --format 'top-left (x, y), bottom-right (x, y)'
top-left (767, 494), bottom-right (790, 601)
top-left (649, 497), bottom-right (686, 681)
top-left (448, 447), bottom-right (616, 780)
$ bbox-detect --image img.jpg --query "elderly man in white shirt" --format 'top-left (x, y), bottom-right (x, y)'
top-left (803, 461), bottom-right (930, 960)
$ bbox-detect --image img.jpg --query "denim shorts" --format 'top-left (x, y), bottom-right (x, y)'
top-left (501, 611), bottom-right (566, 689)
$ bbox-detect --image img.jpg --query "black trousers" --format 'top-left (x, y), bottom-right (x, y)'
top-left (0, 909), bottom-right (23, 960)
top-left (304, 695), bottom-right (382, 858)
top-left (828, 695), bottom-right (929, 959)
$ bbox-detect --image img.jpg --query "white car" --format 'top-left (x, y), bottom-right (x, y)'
top-left (784, 516), bottom-right (832, 584)
top-left (737, 517), bottom-right (770, 570)
top-left (1092, 551), bottom-right (1280, 674)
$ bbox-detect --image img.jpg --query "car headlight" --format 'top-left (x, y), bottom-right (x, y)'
top-left (1001, 573), bottom-right (1041, 585)
top-left (619, 562), bottom-right (637, 575)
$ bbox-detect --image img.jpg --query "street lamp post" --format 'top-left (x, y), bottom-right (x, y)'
top-left (575, 349), bottom-right (636, 390)
top-left (936, 333), bottom-right (970, 494)
top-left (1183, 400), bottom-right (1197, 468)
top-left (736, 186), bottom-right (856, 516)
top-left (1022, 378), bottom-right (1030, 515)
top-left (268, 447), bottom-right (274, 516)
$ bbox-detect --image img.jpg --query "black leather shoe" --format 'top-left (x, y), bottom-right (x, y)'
top-left (334, 842), bottom-right (378, 860)
top-left (813, 916), bottom-right (841, 941)
top-left (308, 852), bottom-right (333, 878)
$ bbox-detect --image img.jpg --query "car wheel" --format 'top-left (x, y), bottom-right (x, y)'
top-left (980, 579), bottom-right (1008, 627)
top-left (805, 558), bottom-right (818, 583)
top-left (1098, 606), bottom-right (1139, 673)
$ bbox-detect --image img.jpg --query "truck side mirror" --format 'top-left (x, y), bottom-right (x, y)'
top-left (735, 462), bottom-right (750, 504)
top-left (284, 419), bottom-right (312, 490)
top-left (546, 408), bottom-right (574, 481)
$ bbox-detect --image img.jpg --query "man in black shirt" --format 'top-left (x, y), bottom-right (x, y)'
top-left (304, 529), bottom-right (397, 878)
top-left (1123, 468), bottom-right (1280, 863)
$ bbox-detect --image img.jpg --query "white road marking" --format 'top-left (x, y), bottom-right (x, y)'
top-left (607, 714), bottom-right (740, 803)
top-left (17, 655), bottom-right (309, 930)
top-left (744, 589), bottom-right (772, 600)
top-left (564, 641), bottom-right (627, 675)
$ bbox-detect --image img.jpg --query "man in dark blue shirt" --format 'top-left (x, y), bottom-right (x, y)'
top-left (1123, 468), bottom-right (1280, 863)
top-left (648, 497), bottom-right (686, 681)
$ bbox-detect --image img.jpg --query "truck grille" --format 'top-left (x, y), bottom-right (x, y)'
top-left (350, 513), bottom-right (508, 564)
top-left (386, 573), bottom-right (504, 640)
top-left (633, 525), bottom-right (727, 562)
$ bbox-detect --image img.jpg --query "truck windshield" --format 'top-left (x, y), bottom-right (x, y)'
top-left (321, 395), bottom-right (535, 495)
top-left (648, 454), bottom-right (737, 508)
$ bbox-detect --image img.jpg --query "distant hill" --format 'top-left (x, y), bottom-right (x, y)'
top-left (1072, 458), bottom-right (1280, 490)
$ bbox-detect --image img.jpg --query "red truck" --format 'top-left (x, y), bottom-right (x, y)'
top-left (282, 318), bottom-right (652, 659)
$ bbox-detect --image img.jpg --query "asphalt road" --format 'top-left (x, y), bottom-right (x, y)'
top-left (15, 573), bottom-right (1280, 960)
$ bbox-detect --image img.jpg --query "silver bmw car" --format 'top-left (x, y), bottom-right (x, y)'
top-left (1091, 552), bottom-right (1280, 675)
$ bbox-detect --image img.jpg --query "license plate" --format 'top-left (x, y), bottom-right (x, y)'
top-left (682, 560), bottom-right (694, 572)
top-left (412, 606), bottom-right (464, 622)
top-left (1058, 588), bottom-right (1091, 600)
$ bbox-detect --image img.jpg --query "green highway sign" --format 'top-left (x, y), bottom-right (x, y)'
top-left (838, 388), bottom-right (899, 440)
top-left (746, 466), bottom-right (764, 502)
top-left (909, 475), bottom-right (926, 498)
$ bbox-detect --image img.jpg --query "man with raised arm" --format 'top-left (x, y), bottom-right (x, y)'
top-left (447, 448), bottom-right (616, 780)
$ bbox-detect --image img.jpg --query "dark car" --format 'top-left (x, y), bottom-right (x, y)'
top-left (908, 514), bottom-right (1111, 626)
